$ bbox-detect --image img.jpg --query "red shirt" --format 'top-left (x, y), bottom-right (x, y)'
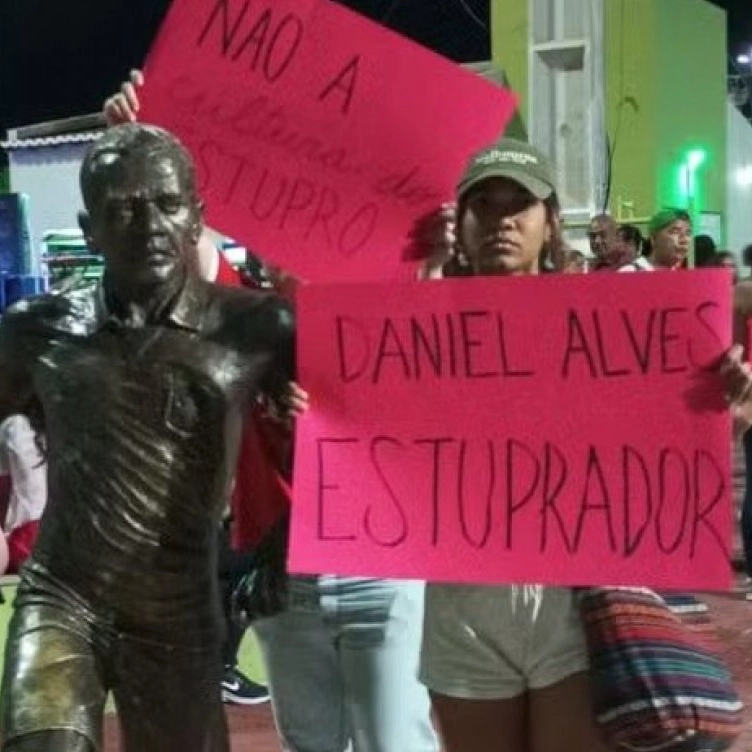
top-left (216, 253), bottom-right (292, 549)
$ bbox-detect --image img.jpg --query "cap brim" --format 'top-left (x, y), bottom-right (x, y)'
top-left (458, 168), bottom-right (553, 201)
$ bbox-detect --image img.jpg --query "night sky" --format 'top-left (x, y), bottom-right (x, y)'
top-left (713, 0), bottom-right (752, 57)
top-left (0, 0), bottom-right (749, 135)
top-left (0, 0), bottom-right (489, 134)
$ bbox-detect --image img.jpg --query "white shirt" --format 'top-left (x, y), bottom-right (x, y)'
top-left (0, 415), bottom-right (47, 532)
top-left (197, 229), bottom-right (220, 283)
top-left (618, 257), bottom-right (655, 272)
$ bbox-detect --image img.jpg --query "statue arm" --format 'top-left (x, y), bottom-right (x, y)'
top-left (257, 298), bottom-right (296, 406)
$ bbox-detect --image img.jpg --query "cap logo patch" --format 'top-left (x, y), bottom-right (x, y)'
top-left (475, 149), bottom-right (539, 167)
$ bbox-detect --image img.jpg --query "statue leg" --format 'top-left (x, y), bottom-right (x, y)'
top-left (112, 635), bottom-right (229, 752)
top-left (1, 602), bottom-right (106, 752)
top-left (4, 730), bottom-right (95, 752)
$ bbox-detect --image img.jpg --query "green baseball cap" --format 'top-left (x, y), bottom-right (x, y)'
top-left (648, 208), bottom-right (692, 236)
top-left (457, 138), bottom-right (556, 200)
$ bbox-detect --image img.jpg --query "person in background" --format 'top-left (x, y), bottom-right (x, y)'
top-left (106, 71), bottom-right (439, 752)
top-left (713, 250), bottom-right (739, 282)
top-left (725, 345), bottom-right (752, 436)
top-left (733, 275), bottom-right (752, 598)
top-left (618, 208), bottom-right (691, 272)
top-left (561, 248), bottom-right (588, 274)
top-left (0, 415), bottom-right (46, 573)
top-left (209, 235), bottom-right (293, 706)
top-left (587, 214), bottom-right (619, 270)
top-left (216, 519), bottom-right (271, 705)
top-left (613, 224), bottom-right (644, 268)
top-left (418, 139), bottom-right (610, 752)
top-left (0, 529), bottom-right (8, 579)
top-left (694, 234), bottom-right (717, 268)
top-left (740, 244), bottom-right (752, 281)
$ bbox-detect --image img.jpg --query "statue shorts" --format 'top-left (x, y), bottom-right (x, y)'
top-left (1, 567), bottom-right (229, 752)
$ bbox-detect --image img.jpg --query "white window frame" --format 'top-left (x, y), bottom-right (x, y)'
top-left (527, 0), bottom-right (606, 218)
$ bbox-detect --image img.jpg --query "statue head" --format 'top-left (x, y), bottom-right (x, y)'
top-left (80, 124), bottom-right (203, 291)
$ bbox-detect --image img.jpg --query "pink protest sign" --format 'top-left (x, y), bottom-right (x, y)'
top-left (289, 271), bottom-right (733, 590)
top-left (139, 0), bottom-right (517, 283)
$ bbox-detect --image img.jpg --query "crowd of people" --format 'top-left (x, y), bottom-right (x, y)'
top-left (0, 68), bottom-right (751, 752)
top-left (560, 209), bottom-right (749, 281)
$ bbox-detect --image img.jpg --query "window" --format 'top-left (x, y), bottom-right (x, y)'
top-left (529, 0), bottom-right (606, 218)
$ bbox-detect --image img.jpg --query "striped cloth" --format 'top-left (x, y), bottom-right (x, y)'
top-left (579, 588), bottom-right (743, 752)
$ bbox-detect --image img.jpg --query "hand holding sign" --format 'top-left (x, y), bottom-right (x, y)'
top-left (720, 344), bottom-right (752, 435)
top-left (137, 0), bottom-right (517, 283)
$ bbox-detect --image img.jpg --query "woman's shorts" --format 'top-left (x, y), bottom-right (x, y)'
top-left (419, 584), bottom-right (589, 700)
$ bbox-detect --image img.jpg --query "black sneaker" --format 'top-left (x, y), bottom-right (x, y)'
top-left (221, 668), bottom-right (270, 705)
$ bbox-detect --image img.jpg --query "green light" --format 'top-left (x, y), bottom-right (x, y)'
top-left (677, 164), bottom-right (690, 203)
top-left (668, 148), bottom-right (709, 217)
top-left (687, 149), bottom-right (707, 171)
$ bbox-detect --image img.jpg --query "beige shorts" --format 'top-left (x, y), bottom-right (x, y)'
top-left (419, 584), bottom-right (589, 700)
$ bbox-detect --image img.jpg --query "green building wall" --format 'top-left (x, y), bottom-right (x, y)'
top-left (606, 0), bottom-right (727, 230)
top-left (491, 0), bottom-right (529, 123)
top-left (603, 0), bottom-right (659, 221)
top-left (491, 0), bottom-right (727, 236)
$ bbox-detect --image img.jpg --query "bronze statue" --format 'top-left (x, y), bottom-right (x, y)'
top-left (0, 124), bottom-right (295, 752)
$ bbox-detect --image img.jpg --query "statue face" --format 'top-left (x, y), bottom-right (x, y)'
top-left (87, 150), bottom-right (202, 290)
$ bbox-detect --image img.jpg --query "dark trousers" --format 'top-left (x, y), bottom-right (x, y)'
top-left (217, 525), bottom-right (255, 669)
top-left (742, 430), bottom-right (752, 576)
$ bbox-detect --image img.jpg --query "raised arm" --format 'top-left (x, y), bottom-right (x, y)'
top-left (103, 70), bottom-right (144, 125)
top-left (721, 344), bottom-right (752, 437)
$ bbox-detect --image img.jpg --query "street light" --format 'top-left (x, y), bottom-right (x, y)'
top-left (738, 54), bottom-right (751, 65)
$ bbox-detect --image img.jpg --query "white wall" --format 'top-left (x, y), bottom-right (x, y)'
top-left (727, 102), bottom-right (752, 257)
top-left (7, 142), bottom-right (237, 273)
top-left (8, 143), bottom-right (89, 273)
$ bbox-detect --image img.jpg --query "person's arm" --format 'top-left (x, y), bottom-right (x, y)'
top-left (732, 282), bottom-right (752, 352)
top-left (103, 70), bottom-right (143, 125)
top-left (415, 203), bottom-right (457, 280)
top-left (0, 532), bottom-right (9, 577)
top-left (2, 416), bottom-right (47, 532)
top-left (720, 345), bottom-right (752, 436)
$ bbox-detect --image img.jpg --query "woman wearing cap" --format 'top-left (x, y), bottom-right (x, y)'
top-left (418, 138), bottom-right (611, 752)
top-left (618, 208), bottom-right (691, 272)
